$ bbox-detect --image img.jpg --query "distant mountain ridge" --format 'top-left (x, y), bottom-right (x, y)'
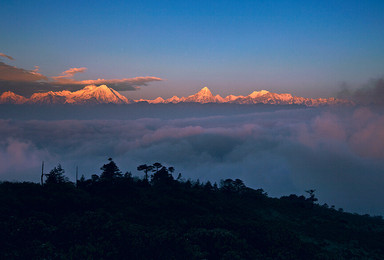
top-left (0, 85), bottom-right (350, 106)
top-left (1, 85), bottom-right (129, 105)
top-left (136, 86), bottom-right (350, 106)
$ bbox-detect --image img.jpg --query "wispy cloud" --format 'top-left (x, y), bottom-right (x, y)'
top-left (52, 67), bottom-right (87, 80)
top-left (72, 76), bottom-right (164, 91)
top-left (51, 68), bottom-right (163, 91)
top-left (0, 56), bottom-right (163, 96)
top-left (0, 53), bottom-right (14, 60)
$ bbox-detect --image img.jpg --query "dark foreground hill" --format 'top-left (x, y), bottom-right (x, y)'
top-left (1, 162), bottom-right (383, 259)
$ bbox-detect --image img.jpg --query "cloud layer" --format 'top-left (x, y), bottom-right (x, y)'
top-left (0, 53), bottom-right (163, 96)
top-left (0, 105), bottom-right (383, 215)
top-left (0, 62), bottom-right (47, 82)
top-left (338, 78), bottom-right (384, 106)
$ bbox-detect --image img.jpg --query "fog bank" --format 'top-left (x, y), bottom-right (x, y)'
top-left (1, 104), bottom-right (383, 215)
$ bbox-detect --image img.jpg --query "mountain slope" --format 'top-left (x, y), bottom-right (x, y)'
top-left (184, 86), bottom-right (225, 103)
top-left (69, 85), bottom-right (129, 104)
top-left (25, 85), bottom-right (129, 104)
top-left (0, 91), bottom-right (28, 104)
top-left (29, 91), bottom-right (71, 104)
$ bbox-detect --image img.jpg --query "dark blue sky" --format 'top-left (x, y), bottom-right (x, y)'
top-left (1, 0), bottom-right (384, 98)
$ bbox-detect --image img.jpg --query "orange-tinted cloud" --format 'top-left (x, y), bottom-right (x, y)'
top-left (0, 62), bottom-right (47, 82)
top-left (52, 67), bottom-right (87, 81)
top-left (71, 77), bottom-right (163, 91)
top-left (50, 67), bottom-right (163, 91)
top-left (0, 57), bottom-right (163, 96)
top-left (0, 53), bottom-right (14, 60)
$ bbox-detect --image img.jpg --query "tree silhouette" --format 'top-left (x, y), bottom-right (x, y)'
top-left (91, 174), bottom-right (99, 182)
top-left (220, 179), bottom-right (234, 192)
top-left (100, 158), bottom-right (122, 181)
top-left (137, 164), bottom-right (154, 181)
top-left (79, 175), bottom-right (86, 182)
top-left (124, 171), bottom-right (133, 179)
top-left (220, 178), bottom-right (246, 193)
top-left (305, 189), bottom-right (318, 204)
top-left (151, 166), bottom-right (174, 186)
top-left (204, 181), bottom-right (213, 192)
top-left (234, 179), bottom-right (246, 193)
top-left (152, 162), bottom-right (163, 173)
top-left (45, 164), bottom-right (68, 184)
top-left (2, 165), bottom-right (384, 259)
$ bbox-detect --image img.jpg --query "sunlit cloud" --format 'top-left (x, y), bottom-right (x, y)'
top-left (72, 76), bottom-right (164, 91)
top-left (51, 71), bottom-right (163, 92)
top-left (52, 67), bottom-right (87, 80)
top-left (0, 53), bottom-right (14, 60)
top-left (0, 62), bottom-right (47, 82)
top-left (0, 56), bottom-right (163, 96)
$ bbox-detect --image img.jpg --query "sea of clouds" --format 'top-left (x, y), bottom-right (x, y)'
top-left (0, 104), bottom-right (383, 215)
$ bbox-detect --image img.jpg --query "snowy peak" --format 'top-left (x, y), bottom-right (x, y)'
top-left (134, 87), bottom-right (223, 104)
top-left (5, 85), bottom-right (129, 105)
top-left (74, 84), bottom-right (129, 104)
top-left (0, 91), bottom-right (28, 104)
top-left (29, 91), bottom-right (68, 104)
top-left (139, 97), bottom-right (165, 104)
top-left (185, 87), bottom-right (220, 103)
top-left (134, 87), bottom-right (350, 106)
top-left (248, 90), bottom-right (269, 99)
top-left (151, 97), bottom-right (165, 103)
top-left (70, 84), bottom-right (129, 104)
top-left (167, 96), bottom-right (181, 103)
top-left (1, 85), bottom-right (351, 107)
top-left (197, 87), bottom-right (213, 97)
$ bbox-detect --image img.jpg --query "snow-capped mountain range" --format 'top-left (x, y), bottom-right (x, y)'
top-left (0, 85), bottom-right (349, 106)
top-left (0, 85), bottom-right (129, 105)
top-left (134, 86), bottom-right (349, 106)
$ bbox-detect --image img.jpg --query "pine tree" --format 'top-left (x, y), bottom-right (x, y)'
top-left (45, 164), bottom-right (68, 184)
top-left (100, 158), bottom-right (122, 181)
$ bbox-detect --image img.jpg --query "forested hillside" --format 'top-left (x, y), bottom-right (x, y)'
top-left (1, 159), bottom-right (383, 259)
